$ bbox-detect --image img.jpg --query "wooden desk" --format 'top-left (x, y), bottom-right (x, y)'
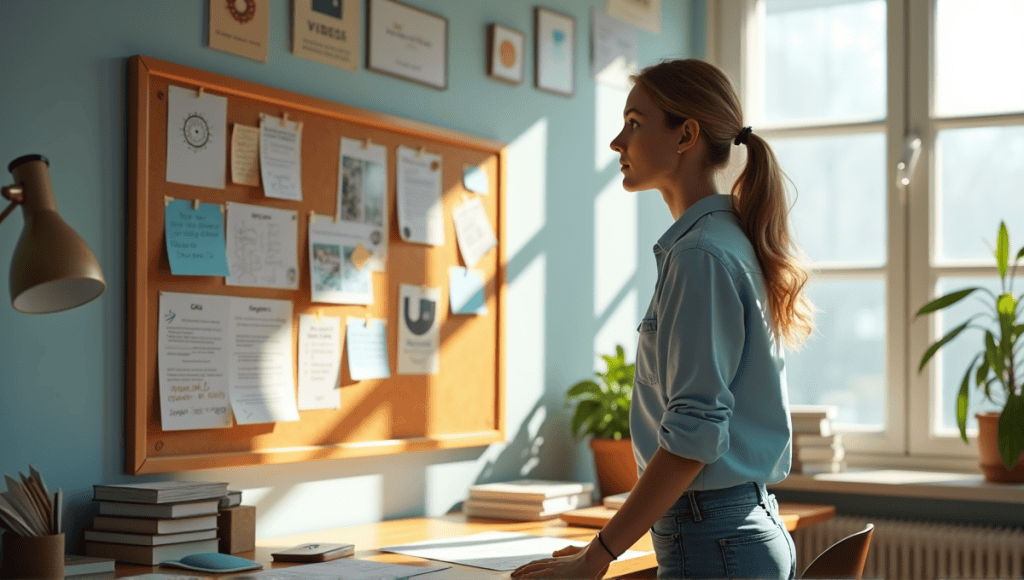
top-left (113, 513), bottom-right (656, 579)
top-left (113, 503), bottom-right (833, 579)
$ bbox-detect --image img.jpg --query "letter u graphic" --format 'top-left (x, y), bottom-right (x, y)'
top-left (404, 297), bottom-right (436, 335)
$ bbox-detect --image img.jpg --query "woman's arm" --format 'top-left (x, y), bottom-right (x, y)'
top-left (511, 447), bottom-right (705, 579)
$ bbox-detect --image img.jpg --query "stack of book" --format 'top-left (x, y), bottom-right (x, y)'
top-left (790, 405), bottom-right (846, 475)
top-left (463, 479), bottom-right (595, 521)
top-left (84, 481), bottom-right (227, 565)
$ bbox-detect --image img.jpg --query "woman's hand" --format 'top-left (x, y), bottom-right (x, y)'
top-left (510, 544), bottom-right (610, 579)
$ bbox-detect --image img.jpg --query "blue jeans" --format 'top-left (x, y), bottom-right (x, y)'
top-left (649, 482), bottom-right (796, 580)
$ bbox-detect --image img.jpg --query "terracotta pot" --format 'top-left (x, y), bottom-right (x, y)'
top-left (589, 437), bottom-right (638, 497)
top-left (976, 412), bottom-right (1024, 483)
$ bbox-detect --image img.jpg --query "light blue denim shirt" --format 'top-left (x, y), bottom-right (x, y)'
top-left (631, 194), bottom-right (792, 491)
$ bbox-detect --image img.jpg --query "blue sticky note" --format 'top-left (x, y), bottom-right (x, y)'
top-left (165, 199), bottom-right (230, 276)
top-left (449, 266), bottom-right (487, 315)
top-left (463, 165), bottom-right (489, 194)
top-left (347, 318), bottom-right (391, 381)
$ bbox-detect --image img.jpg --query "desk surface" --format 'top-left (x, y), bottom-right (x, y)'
top-left (113, 503), bottom-right (834, 579)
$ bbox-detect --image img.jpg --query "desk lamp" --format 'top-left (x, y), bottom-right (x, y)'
top-left (0, 154), bottom-right (105, 313)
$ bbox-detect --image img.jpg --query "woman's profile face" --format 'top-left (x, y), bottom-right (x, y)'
top-left (609, 85), bottom-right (684, 193)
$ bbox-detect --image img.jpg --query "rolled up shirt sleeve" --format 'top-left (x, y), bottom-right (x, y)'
top-left (655, 247), bottom-right (746, 465)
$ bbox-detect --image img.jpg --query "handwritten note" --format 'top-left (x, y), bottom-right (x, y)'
top-left (157, 292), bottom-right (232, 431)
top-left (231, 123), bottom-right (260, 186)
top-left (164, 199), bottom-right (230, 276)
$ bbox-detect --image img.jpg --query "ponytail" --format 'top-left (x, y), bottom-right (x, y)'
top-left (731, 134), bottom-right (813, 349)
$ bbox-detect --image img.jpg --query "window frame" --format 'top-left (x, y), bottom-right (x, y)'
top-left (706, 0), bottom-right (1002, 467)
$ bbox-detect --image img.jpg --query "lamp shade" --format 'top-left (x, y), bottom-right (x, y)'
top-left (7, 155), bottom-right (106, 313)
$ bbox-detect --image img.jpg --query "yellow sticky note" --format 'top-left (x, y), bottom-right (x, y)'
top-left (350, 243), bottom-right (372, 270)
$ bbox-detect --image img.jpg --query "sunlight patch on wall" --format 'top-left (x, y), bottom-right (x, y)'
top-left (594, 176), bottom-right (637, 316)
top-left (506, 254), bottom-right (546, 412)
top-left (505, 118), bottom-right (548, 258)
top-left (249, 476), bottom-right (382, 538)
top-left (595, 82), bottom-right (629, 171)
top-left (594, 288), bottom-right (638, 367)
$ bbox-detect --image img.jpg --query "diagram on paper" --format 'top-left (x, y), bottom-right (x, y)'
top-left (225, 202), bottom-right (299, 289)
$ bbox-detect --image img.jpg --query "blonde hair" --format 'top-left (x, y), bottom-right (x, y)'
top-left (633, 59), bottom-right (814, 348)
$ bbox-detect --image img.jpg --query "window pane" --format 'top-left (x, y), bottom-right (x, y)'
top-left (936, 126), bottom-right (1024, 262)
top-left (763, 0), bottom-right (886, 124)
top-left (786, 279), bottom-right (886, 427)
top-left (933, 278), bottom-right (1004, 434)
top-left (934, 0), bottom-right (1024, 117)
top-left (772, 133), bottom-right (886, 265)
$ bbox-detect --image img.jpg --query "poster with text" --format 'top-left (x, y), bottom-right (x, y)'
top-left (397, 284), bottom-right (440, 375)
top-left (292, 0), bottom-right (360, 71)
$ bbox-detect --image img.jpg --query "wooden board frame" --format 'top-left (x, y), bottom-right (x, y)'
top-left (126, 55), bottom-right (506, 474)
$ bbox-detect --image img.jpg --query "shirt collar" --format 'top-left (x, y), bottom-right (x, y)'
top-left (655, 194), bottom-right (735, 252)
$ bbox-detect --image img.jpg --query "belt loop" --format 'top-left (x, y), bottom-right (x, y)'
top-left (753, 482), bottom-right (767, 507)
top-left (687, 491), bottom-right (703, 522)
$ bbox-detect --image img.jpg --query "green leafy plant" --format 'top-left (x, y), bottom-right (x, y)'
top-left (916, 221), bottom-right (1024, 469)
top-left (566, 345), bottom-right (633, 440)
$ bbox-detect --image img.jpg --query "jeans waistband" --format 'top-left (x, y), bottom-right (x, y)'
top-left (667, 482), bottom-right (769, 522)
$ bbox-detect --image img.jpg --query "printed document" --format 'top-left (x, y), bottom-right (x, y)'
top-left (259, 114), bottom-right (303, 200)
top-left (381, 530), bottom-right (652, 571)
top-left (229, 297), bottom-right (300, 424)
top-left (297, 314), bottom-right (342, 410)
top-left (308, 214), bottom-right (374, 304)
top-left (157, 292), bottom-right (232, 431)
top-left (397, 145), bottom-right (444, 246)
top-left (226, 202), bottom-right (299, 289)
top-left (397, 284), bottom-right (440, 375)
top-left (166, 84), bottom-right (227, 189)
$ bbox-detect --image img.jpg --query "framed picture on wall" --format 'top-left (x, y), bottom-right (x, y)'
top-left (534, 7), bottom-right (575, 96)
top-left (367, 0), bottom-right (448, 90)
top-left (487, 24), bottom-right (525, 85)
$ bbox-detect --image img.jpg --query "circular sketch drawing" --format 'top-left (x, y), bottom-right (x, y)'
top-left (183, 114), bottom-right (210, 150)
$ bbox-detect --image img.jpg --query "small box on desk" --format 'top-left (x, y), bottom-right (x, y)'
top-left (217, 505), bottom-right (255, 554)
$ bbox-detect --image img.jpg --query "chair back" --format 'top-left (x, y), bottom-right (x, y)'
top-left (798, 523), bottom-right (874, 580)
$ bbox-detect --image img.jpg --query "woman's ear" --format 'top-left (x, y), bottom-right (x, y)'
top-left (676, 119), bottom-right (701, 154)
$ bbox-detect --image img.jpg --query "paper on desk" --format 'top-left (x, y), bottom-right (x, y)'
top-left (381, 530), bottom-right (652, 571)
top-left (245, 557), bottom-right (449, 579)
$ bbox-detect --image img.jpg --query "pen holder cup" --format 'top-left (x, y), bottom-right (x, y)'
top-left (0, 533), bottom-right (65, 579)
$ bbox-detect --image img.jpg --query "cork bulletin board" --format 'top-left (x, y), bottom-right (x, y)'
top-left (126, 55), bottom-right (506, 475)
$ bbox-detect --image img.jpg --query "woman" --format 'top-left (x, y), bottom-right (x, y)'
top-left (511, 58), bottom-right (813, 580)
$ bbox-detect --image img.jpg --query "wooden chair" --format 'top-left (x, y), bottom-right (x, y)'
top-left (798, 523), bottom-right (874, 580)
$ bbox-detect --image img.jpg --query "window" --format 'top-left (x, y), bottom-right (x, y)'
top-left (708, 0), bottom-right (1024, 466)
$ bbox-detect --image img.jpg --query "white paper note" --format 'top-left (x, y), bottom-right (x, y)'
top-left (298, 314), bottom-right (342, 410)
top-left (397, 145), bottom-right (444, 246)
top-left (228, 297), bottom-right (300, 424)
top-left (226, 202), bottom-right (299, 289)
top-left (309, 215), bottom-right (374, 305)
top-left (452, 196), bottom-right (497, 268)
top-left (346, 317), bottom-right (391, 381)
top-left (166, 85), bottom-right (227, 189)
top-left (244, 557), bottom-right (449, 579)
top-left (259, 115), bottom-right (303, 200)
top-left (382, 531), bottom-right (652, 571)
top-left (397, 284), bottom-right (441, 375)
top-left (230, 123), bottom-right (260, 186)
top-left (157, 292), bottom-right (233, 431)
top-left (337, 137), bottom-right (389, 270)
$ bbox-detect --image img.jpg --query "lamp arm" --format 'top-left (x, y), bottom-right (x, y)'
top-left (0, 184), bottom-right (24, 224)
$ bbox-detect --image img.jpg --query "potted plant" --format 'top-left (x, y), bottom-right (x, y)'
top-left (916, 221), bottom-right (1024, 482)
top-left (566, 344), bottom-right (637, 496)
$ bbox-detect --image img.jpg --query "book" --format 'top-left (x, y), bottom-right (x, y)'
top-left (96, 498), bottom-right (220, 519)
top-left (84, 537), bottom-right (219, 566)
top-left (791, 416), bottom-right (833, 436)
top-left (464, 490), bottom-right (593, 515)
top-left (467, 480), bottom-right (595, 502)
top-left (463, 502), bottom-right (568, 521)
top-left (219, 489), bottom-right (242, 509)
top-left (602, 492), bottom-right (629, 510)
top-left (92, 513), bottom-right (218, 534)
top-left (63, 554), bottom-right (116, 576)
top-left (789, 404), bottom-right (838, 419)
top-left (794, 445), bottom-right (845, 462)
top-left (83, 527), bottom-right (217, 546)
top-left (92, 481), bottom-right (228, 504)
top-left (793, 433), bottom-right (842, 447)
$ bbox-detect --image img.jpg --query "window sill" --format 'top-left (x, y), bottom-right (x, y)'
top-left (768, 469), bottom-right (1024, 504)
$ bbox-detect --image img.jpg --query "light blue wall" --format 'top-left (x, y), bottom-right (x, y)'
top-left (0, 0), bottom-right (700, 554)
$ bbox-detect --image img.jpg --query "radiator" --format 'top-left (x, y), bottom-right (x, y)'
top-left (791, 515), bottom-right (1024, 580)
